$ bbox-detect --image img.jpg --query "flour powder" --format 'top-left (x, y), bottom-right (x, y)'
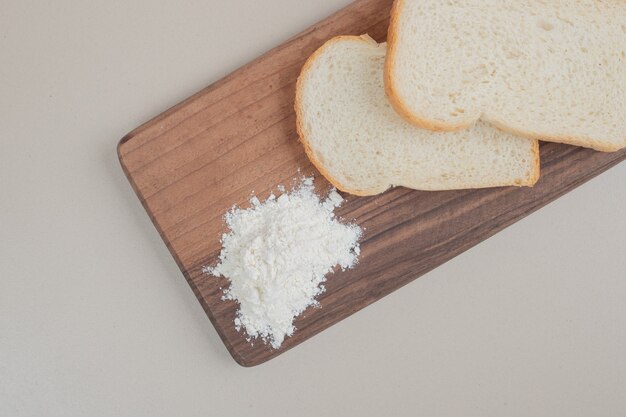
top-left (204, 178), bottom-right (362, 349)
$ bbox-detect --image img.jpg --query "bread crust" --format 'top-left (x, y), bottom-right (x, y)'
top-left (384, 0), bottom-right (626, 152)
top-left (529, 139), bottom-right (541, 186)
top-left (296, 35), bottom-right (541, 196)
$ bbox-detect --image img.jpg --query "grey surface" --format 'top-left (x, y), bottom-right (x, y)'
top-left (1, 1), bottom-right (625, 416)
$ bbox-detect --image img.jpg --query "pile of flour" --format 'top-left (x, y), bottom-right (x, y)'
top-left (204, 178), bottom-right (362, 349)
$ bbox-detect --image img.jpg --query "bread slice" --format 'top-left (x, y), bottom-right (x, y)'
top-left (295, 35), bottom-right (539, 196)
top-left (386, 0), bottom-right (626, 152)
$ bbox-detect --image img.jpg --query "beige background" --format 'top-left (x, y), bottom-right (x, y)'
top-left (2, 1), bottom-right (626, 416)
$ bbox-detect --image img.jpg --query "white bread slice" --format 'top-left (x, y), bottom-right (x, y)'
top-left (295, 35), bottom-right (539, 196)
top-left (386, 0), bottom-right (626, 152)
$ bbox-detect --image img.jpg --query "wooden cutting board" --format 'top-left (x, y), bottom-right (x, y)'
top-left (118, 0), bottom-right (626, 367)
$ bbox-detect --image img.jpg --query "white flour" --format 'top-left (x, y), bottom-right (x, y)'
top-left (204, 178), bottom-right (362, 349)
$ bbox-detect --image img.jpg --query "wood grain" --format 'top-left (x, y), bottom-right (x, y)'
top-left (117, 0), bottom-right (626, 366)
